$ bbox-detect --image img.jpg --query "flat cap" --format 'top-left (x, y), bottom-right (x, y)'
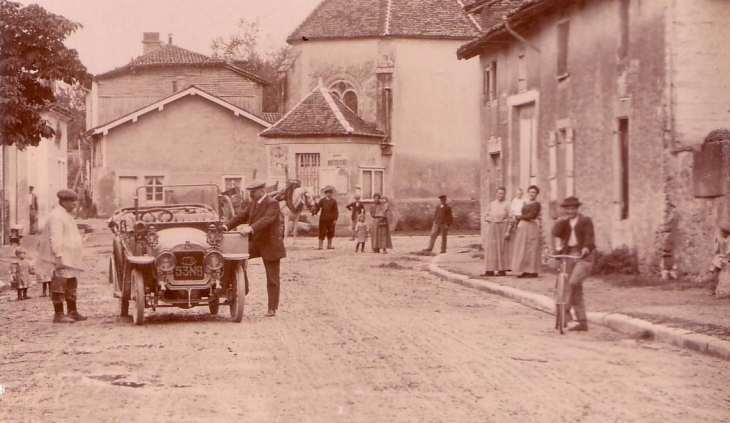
top-left (245, 180), bottom-right (267, 190)
top-left (438, 194), bottom-right (447, 200)
top-left (560, 196), bottom-right (582, 207)
top-left (57, 189), bottom-right (78, 200)
top-left (322, 185), bottom-right (336, 193)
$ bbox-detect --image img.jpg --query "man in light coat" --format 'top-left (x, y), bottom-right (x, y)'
top-left (37, 189), bottom-right (86, 323)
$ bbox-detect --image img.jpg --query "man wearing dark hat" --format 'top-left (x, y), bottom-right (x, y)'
top-left (223, 180), bottom-right (287, 317)
top-left (37, 189), bottom-right (87, 323)
top-left (313, 185), bottom-right (339, 250)
top-left (423, 194), bottom-right (453, 254)
top-left (551, 196), bottom-right (596, 332)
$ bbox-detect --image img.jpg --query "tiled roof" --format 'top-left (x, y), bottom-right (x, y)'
top-left (457, 0), bottom-right (544, 60)
top-left (260, 84), bottom-right (384, 139)
top-left (262, 112), bottom-right (280, 124)
top-left (287, 0), bottom-right (480, 43)
top-left (96, 44), bottom-right (269, 84)
top-left (129, 44), bottom-right (223, 67)
top-left (463, 0), bottom-right (527, 28)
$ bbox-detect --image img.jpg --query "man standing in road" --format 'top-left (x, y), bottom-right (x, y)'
top-left (345, 193), bottom-right (365, 240)
top-left (37, 189), bottom-right (87, 324)
top-left (223, 181), bottom-right (287, 317)
top-left (314, 185), bottom-right (339, 250)
top-left (29, 186), bottom-right (39, 234)
top-left (423, 194), bottom-right (453, 254)
top-left (551, 196), bottom-right (596, 332)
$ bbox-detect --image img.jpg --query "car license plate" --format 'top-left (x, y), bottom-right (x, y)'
top-left (173, 252), bottom-right (205, 280)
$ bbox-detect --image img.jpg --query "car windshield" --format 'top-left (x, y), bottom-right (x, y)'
top-left (135, 183), bottom-right (220, 212)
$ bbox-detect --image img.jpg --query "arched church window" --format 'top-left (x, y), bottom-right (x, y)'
top-left (329, 80), bottom-right (358, 114)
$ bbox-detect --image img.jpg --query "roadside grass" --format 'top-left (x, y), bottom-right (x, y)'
top-left (598, 273), bottom-right (707, 290)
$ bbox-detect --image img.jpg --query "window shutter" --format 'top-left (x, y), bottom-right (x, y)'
top-left (565, 127), bottom-right (575, 196)
top-left (548, 131), bottom-right (558, 199)
top-left (548, 131), bottom-right (559, 219)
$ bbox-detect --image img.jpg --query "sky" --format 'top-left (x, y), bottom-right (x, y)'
top-left (25, 0), bottom-right (322, 75)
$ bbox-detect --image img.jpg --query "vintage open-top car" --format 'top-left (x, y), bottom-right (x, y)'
top-left (108, 183), bottom-right (249, 325)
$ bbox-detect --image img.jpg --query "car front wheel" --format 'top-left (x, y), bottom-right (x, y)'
top-left (229, 264), bottom-right (245, 322)
top-left (131, 269), bottom-right (145, 325)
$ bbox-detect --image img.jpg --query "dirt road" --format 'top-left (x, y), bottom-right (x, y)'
top-left (2, 227), bottom-right (730, 422)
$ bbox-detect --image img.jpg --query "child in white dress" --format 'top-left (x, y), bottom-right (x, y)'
top-left (354, 214), bottom-right (369, 252)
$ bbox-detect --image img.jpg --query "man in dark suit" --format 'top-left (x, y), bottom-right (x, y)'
top-left (424, 194), bottom-right (453, 254)
top-left (551, 196), bottom-right (596, 332)
top-left (314, 185), bottom-right (339, 250)
top-left (223, 180), bottom-right (287, 317)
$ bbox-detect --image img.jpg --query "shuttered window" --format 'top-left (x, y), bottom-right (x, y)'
top-left (547, 128), bottom-right (575, 219)
top-left (296, 153), bottom-right (320, 193)
top-left (557, 21), bottom-right (570, 77)
top-left (361, 168), bottom-right (384, 200)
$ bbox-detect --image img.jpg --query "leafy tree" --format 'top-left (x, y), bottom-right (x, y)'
top-left (210, 18), bottom-right (289, 113)
top-left (0, 0), bottom-right (89, 149)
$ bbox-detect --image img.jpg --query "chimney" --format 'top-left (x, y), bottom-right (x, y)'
top-left (168, 33), bottom-right (173, 45)
top-left (142, 32), bottom-right (162, 55)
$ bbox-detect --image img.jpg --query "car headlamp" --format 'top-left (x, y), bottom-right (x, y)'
top-left (207, 222), bottom-right (223, 246)
top-left (205, 250), bottom-right (224, 271)
top-left (145, 224), bottom-right (158, 247)
top-left (155, 250), bottom-right (176, 272)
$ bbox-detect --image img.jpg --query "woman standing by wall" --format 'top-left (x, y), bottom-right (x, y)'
top-left (370, 194), bottom-right (393, 253)
top-left (510, 185), bottom-right (542, 278)
top-left (483, 187), bottom-right (510, 276)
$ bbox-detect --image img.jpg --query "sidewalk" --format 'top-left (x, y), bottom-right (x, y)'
top-left (428, 246), bottom-right (730, 362)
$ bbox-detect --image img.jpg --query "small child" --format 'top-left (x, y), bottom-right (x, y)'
top-left (354, 213), bottom-right (369, 252)
top-left (10, 247), bottom-right (34, 300)
top-left (505, 188), bottom-right (526, 239)
top-left (36, 268), bottom-right (51, 297)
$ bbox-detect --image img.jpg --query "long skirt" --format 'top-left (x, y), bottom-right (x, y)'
top-left (484, 221), bottom-right (509, 271)
top-left (371, 218), bottom-right (393, 250)
top-left (510, 220), bottom-right (541, 274)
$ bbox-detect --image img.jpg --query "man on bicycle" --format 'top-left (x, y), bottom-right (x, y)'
top-left (552, 196), bottom-right (595, 332)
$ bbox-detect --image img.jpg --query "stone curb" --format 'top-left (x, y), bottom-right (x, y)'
top-left (429, 254), bottom-right (730, 362)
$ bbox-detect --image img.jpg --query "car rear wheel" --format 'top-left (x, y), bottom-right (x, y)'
top-left (131, 269), bottom-right (145, 325)
top-left (230, 264), bottom-right (245, 322)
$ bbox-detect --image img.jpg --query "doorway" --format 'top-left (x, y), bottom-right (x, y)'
top-left (118, 176), bottom-right (138, 208)
top-left (510, 102), bottom-right (537, 193)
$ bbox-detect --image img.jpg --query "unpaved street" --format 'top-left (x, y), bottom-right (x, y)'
top-left (2, 226), bottom-right (730, 422)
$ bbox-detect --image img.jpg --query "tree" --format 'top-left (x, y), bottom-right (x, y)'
top-left (0, 1), bottom-right (89, 149)
top-left (210, 18), bottom-right (289, 113)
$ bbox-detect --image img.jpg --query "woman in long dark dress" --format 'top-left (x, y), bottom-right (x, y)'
top-left (510, 185), bottom-right (542, 278)
top-left (370, 194), bottom-right (393, 253)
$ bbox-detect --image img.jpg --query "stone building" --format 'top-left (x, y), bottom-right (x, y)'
top-left (86, 33), bottom-right (272, 216)
top-left (1, 107), bottom-right (73, 243)
top-left (458, 0), bottom-right (730, 274)
top-left (276, 0), bottom-right (483, 228)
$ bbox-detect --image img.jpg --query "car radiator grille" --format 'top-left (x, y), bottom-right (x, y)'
top-left (172, 251), bottom-right (206, 281)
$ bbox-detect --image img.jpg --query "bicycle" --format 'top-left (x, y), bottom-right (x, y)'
top-left (544, 248), bottom-right (584, 334)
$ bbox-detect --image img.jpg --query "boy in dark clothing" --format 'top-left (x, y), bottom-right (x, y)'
top-left (314, 186), bottom-right (339, 250)
top-left (551, 196), bottom-right (596, 332)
